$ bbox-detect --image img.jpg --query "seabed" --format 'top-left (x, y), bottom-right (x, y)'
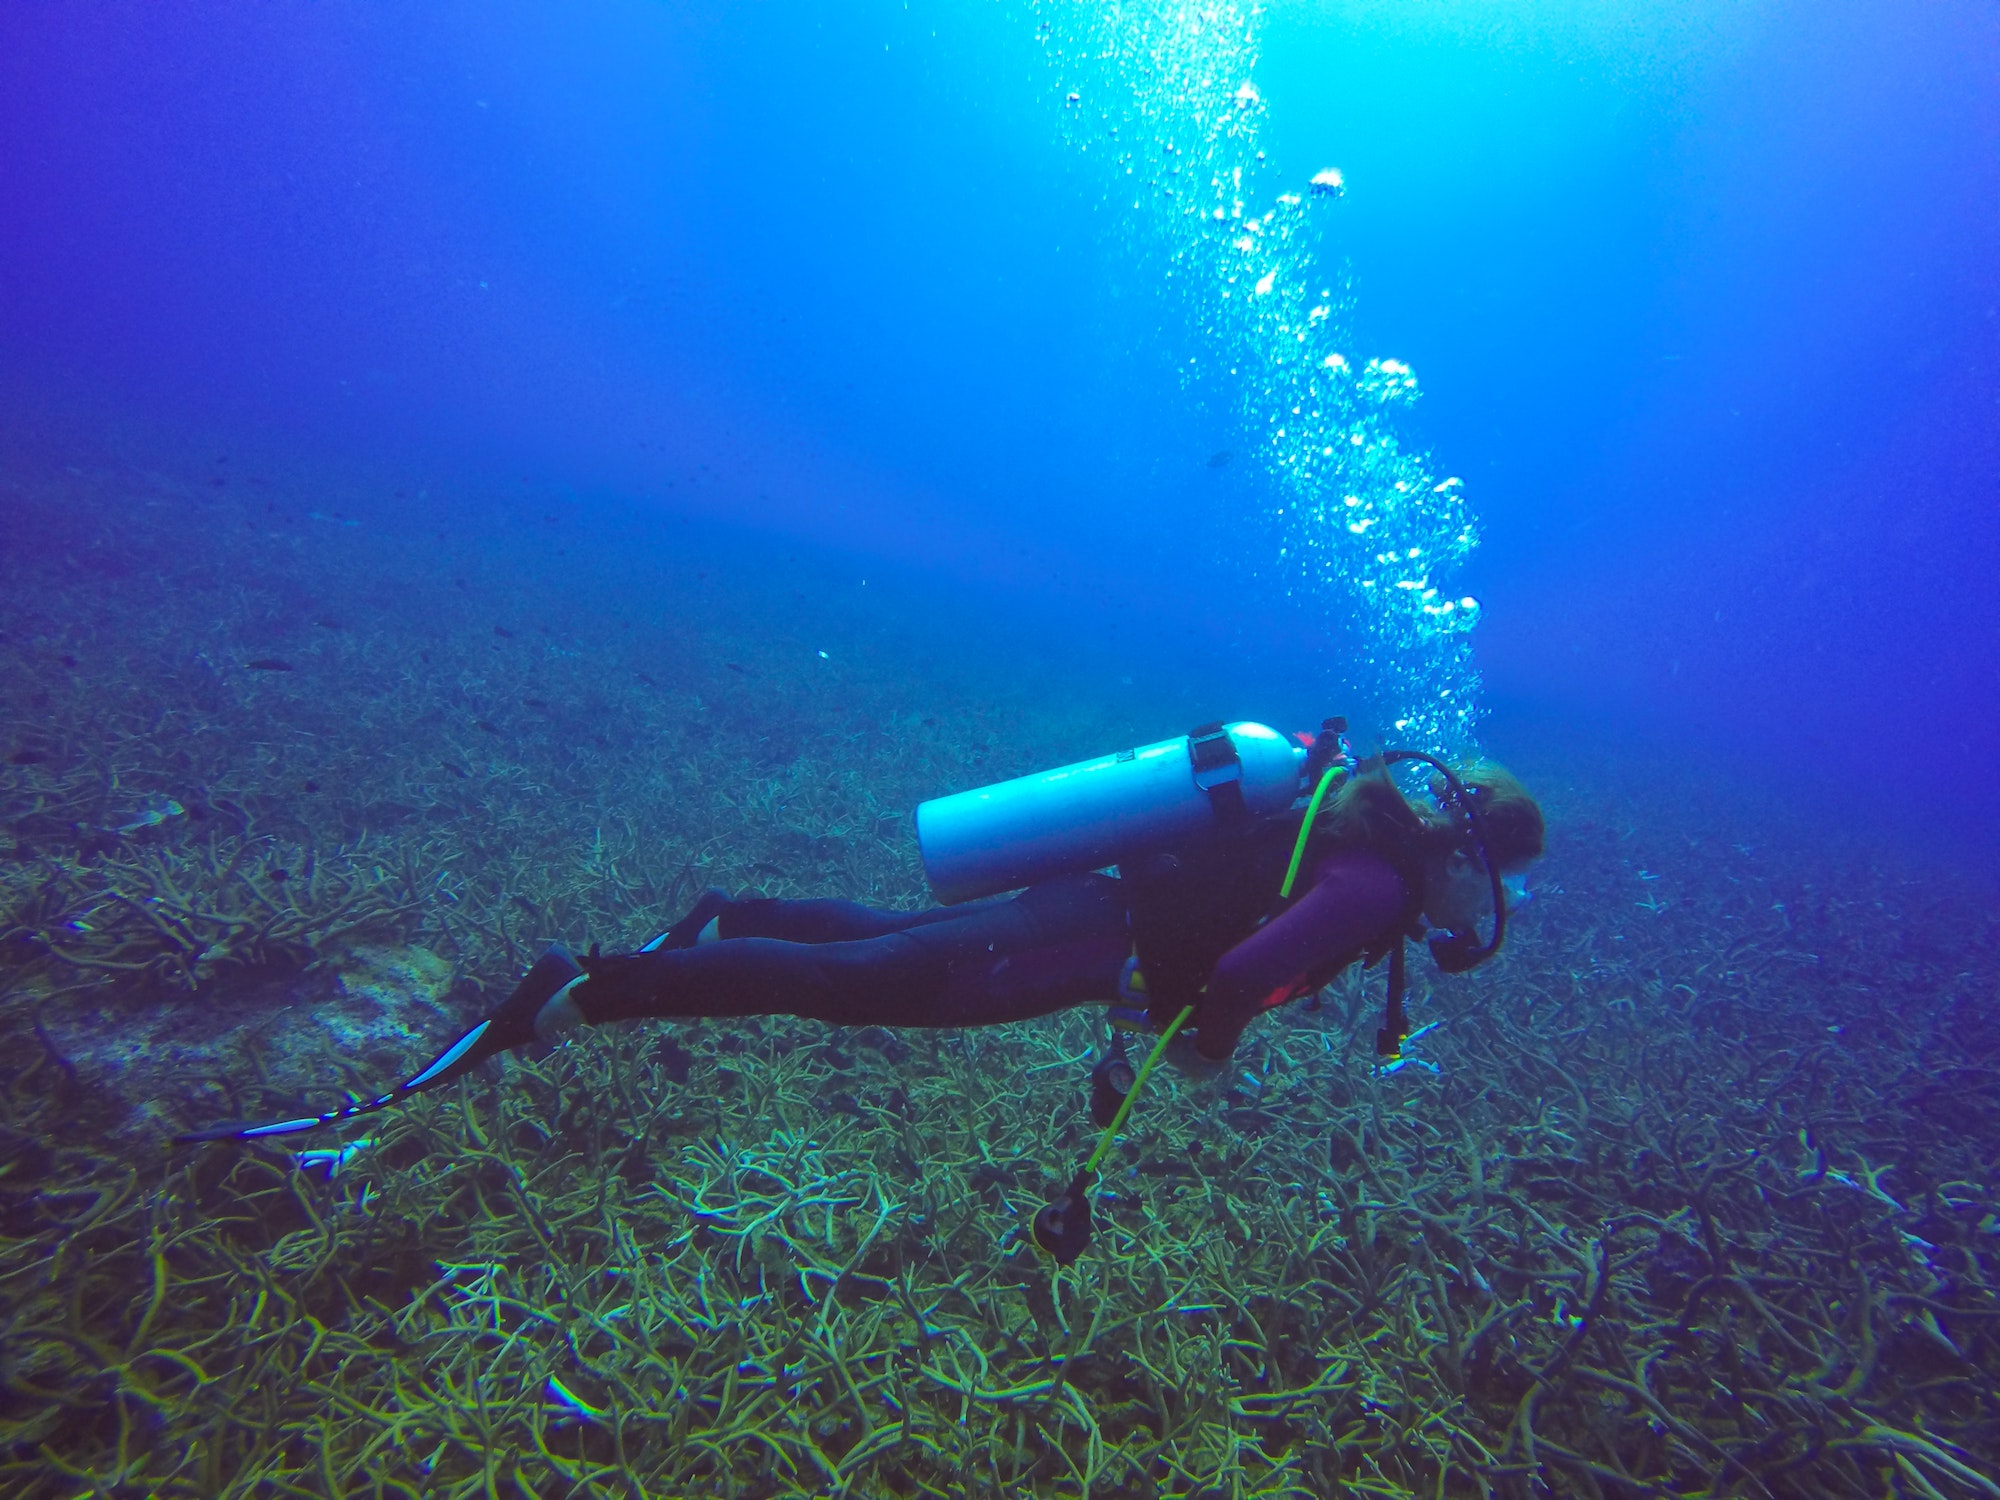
top-left (2, 457), bottom-right (1996, 1497)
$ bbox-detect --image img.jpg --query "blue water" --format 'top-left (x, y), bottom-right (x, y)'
top-left (5, 8), bottom-right (2000, 1492)
top-left (6, 0), bottom-right (1995, 863)
top-left (0, 2), bottom-right (1989, 802)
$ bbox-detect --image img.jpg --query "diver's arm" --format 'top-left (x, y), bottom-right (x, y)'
top-left (1193, 849), bottom-right (1409, 1059)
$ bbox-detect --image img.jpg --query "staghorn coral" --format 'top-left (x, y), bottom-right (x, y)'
top-left (4, 832), bottom-right (419, 995)
top-left (6, 843), bottom-right (2000, 1498)
top-left (1, 455), bottom-right (1997, 1496)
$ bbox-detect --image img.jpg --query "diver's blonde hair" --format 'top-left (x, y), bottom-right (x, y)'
top-left (1315, 759), bottom-right (1544, 882)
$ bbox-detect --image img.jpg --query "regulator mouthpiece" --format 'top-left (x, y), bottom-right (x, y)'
top-left (1428, 928), bottom-right (1490, 974)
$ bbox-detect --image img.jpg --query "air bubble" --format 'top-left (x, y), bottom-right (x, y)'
top-left (1034, 0), bottom-right (1483, 749)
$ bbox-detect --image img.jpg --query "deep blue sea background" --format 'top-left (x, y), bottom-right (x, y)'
top-left (5, 0), bottom-right (1996, 871)
top-left (6, 8), bottom-right (2000, 1492)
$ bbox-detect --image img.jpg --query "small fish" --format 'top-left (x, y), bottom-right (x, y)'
top-left (636, 672), bottom-right (659, 687)
top-left (266, 867), bottom-right (290, 883)
top-left (493, 625), bottom-right (515, 638)
top-left (544, 1375), bottom-right (608, 1424)
top-left (314, 616), bottom-right (344, 630)
top-left (114, 798), bottom-right (186, 834)
top-left (474, 719), bottom-right (499, 734)
top-left (246, 658), bottom-right (294, 672)
top-left (523, 697), bottom-right (550, 710)
top-left (441, 761), bottom-right (470, 779)
top-left (1207, 450), bottom-right (1233, 468)
top-left (290, 1137), bottom-right (374, 1180)
top-left (1378, 1056), bottom-right (1441, 1077)
top-left (725, 662), bottom-right (750, 675)
top-left (8, 749), bottom-right (50, 765)
top-left (58, 654), bottom-right (77, 668)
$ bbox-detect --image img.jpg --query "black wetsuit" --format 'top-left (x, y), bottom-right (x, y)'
top-left (176, 822), bottom-right (1424, 1146)
top-left (578, 872), bottom-right (1134, 1030)
top-left (576, 814), bottom-right (1421, 1058)
top-left (172, 779), bottom-right (1452, 1151)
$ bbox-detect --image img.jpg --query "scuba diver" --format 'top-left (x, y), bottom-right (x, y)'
top-left (180, 718), bottom-right (1543, 1253)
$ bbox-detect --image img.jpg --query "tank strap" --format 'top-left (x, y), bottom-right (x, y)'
top-left (1187, 722), bottom-right (1249, 822)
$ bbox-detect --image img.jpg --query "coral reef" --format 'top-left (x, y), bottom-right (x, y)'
top-left (2, 456), bottom-right (1996, 1496)
top-left (7, 830), bottom-right (418, 995)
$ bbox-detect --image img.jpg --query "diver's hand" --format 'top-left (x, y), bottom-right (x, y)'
top-left (1191, 992), bottom-right (1254, 1061)
top-left (1164, 1030), bottom-right (1230, 1075)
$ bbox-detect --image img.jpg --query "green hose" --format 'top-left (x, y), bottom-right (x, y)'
top-left (1088, 768), bottom-right (1352, 1184)
top-left (1280, 762), bottom-right (1347, 900)
top-left (1084, 1004), bottom-right (1194, 1175)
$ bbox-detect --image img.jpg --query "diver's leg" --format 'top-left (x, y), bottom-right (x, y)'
top-left (574, 873), bottom-right (1129, 1029)
top-left (926, 872), bottom-right (1133, 1025)
top-left (574, 933), bottom-right (941, 1025)
top-left (177, 876), bottom-right (1128, 1145)
top-left (645, 887), bottom-right (733, 951)
top-left (709, 894), bottom-right (1004, 944)
top-left (645, 885), bottom-right (995, 950)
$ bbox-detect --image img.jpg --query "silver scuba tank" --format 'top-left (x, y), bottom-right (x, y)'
top-left (915, 722), bottom-right (1307, 904)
